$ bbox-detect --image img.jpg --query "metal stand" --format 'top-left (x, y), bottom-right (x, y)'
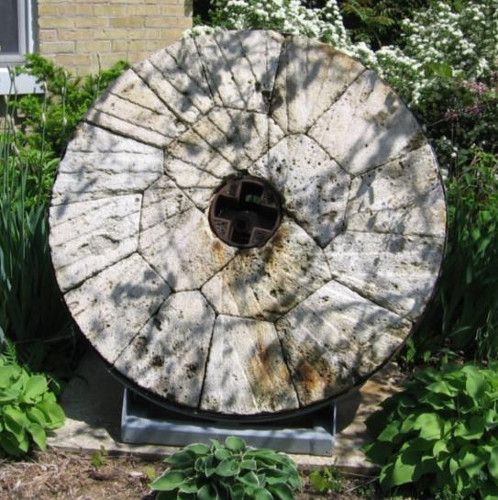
top-left (121, 389), bottom-right (337, 455)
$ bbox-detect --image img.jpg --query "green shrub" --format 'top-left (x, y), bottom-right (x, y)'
top-left (363, 362), bottom-right (498, 499)
top-left (0, 55), bottom-right (128, 365)
top-left (0, 340), bottom-right (65, 457)
top-left (151, 437), bottom-right (302, 500)
top-left (309, 466), bottom-right (344, 494)
top-left (412, 148), bottom-right (498, 362)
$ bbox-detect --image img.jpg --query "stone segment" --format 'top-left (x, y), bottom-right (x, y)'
top-left (201, 219), bottom-right (332, 321)
top-left (49, 195), bottom-right (141, 292)
top-left (140, 176), bottom-right (194, 232)
top-left (250, 134), bottom-right (351, 247)
top-left (200, 315), bottom-right (299, 415)
top-left (65, 123), bottom-right (158, 154)
top-left (139, 207), bottom-right (238, 291)
top-left (271, 36), bottom-right (365, 134)
top-left (346, 184), bottom-right (447, 238)
top-left (64, 253), bottom-right (171, 365)
top-left (325, 232), bottom-right (445, 320)
top-left (52, 150), bottom-right (163, 205)
top-left (85, 91), bottom-right (185, 148)
top-left (114, 292), bottom-right (215, 408)
top-left (308, 70), bottom-right (426, 175)
top-left (275, 280), bottom-right (411, 406)
top-left (134, 60), bottom-right (206, 125)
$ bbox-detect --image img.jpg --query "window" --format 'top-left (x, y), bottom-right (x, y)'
top-left (0, 0), bottom-right (32, 65)
top-left (0, 0), bottom-right (39, 94)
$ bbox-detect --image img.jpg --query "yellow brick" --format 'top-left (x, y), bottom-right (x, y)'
top-left (146, 40), bottom-right (169, 51)
top-left (57, 4), bottom-right (93, 15)
top-left (93, 5), bottom-right (128, 16)
top-left (175, 17), bottom-right (193, 29)
top-left (39, 41), bottom-right (75, 54)
top-left (124, 5), bottom-right (161, 16)
top-left (74, 17), bottom-right (109, 28)
top-left (93, 28), bottom-right (130, 40)
top-left (126, 51), bottom-right (149, 63)
top-left (76, 41), bottom-right (112, 53)
top-left (38, 4), bottom-right (58, 15)
top-left (112, 40), bottom-right (148, 52)
top-left (55, 54), bottom-right (92, 66)
top-left (161, 27), bottom-right (189, 40)
top-left (145, 16), bottom-right (183, 28)
top-left (39, 29), bottom-right (58, 42)
top-left (110, 17), bottom-right (144, 28)
top-left (57, 29), bottom-right (94, 41)
top-left (98, 52), bottom-right (130, 66)
top-left (160, 5), bottom-right (189, 16)
top-left (38, 16), bottom-right (76, 29)
top-left (126, 28), bottom-right (162, 39)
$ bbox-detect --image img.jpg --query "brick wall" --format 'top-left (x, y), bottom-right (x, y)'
top-left (37, 0), bottom-right (193, 75)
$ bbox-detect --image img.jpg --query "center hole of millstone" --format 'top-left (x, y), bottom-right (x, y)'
top-left (208, 176), bottom-right (282, 249)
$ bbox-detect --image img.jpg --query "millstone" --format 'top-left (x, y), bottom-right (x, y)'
top-left (49, 31), bottom-right (447, 421)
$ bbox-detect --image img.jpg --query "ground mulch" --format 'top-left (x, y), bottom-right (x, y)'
top-left (0, 448), bottom-right (386, 500)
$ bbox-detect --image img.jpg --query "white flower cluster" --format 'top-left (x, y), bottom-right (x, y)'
top-left (190, 0), bottom-right (497, 108)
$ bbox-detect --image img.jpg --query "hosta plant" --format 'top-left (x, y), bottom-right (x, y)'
top-left (363, 362), bottom-right (498, 500)
top-left (0, 341), bottom-right (65, 456)
top-left (151, 436), bottom-right (301, 499)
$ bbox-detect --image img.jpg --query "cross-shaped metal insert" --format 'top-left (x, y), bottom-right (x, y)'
top-left (209, 176), bottom-right (282, 248)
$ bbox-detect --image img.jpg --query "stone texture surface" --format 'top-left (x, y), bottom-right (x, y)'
top-left (200, 315), bottom-right (299, 415)
top-left (271, 36), bottom-right (365, 134)
top-left (49, 195), bottom-right (141, 292)
top-left (50, 32), bottom-right (446, 418)
top-left (64, 253), bottom-right (171, 365)
top-left (325, 232), bottom-right (445, 320)
top-left (115, 292), bottom-right (215, 407)
top-left (250, 134), bottom-right (351, 247)
top-left (201, 220), bottom-right (331, 321)
top-left (275, 281), bottom-right (411, 406)
top-left (139, 206), bottom-right (237, 291)
top-left (309, 70), bottom-right (426, 175)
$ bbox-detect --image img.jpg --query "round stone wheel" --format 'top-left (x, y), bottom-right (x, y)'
top-left (49, 31), bottom-right (447, 421)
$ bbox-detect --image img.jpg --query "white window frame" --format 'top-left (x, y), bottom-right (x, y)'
top-left (0, 0), bottom-right (40, 95)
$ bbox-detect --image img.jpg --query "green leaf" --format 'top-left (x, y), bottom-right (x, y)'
top-left (27, 423), bottom-right (46, 451)
top-left (253, 488), bottom-right (274, 500)
top-left (197, 483), bottom-right (219, 500)
top-left (240, 459), bottom-right (257, 470)
top-left (151, 470), bottom-right (188, 491)
top-left (225, 436), bottom-right (246, 452)
top-left (377, 421), bottom-right (401, 443)
top-left (0, 365), bottom-right (21, 388)
top-left (184, 443), bottom-right (210, 456)
top-left (21, 375), bottom-right (48, 403)
top-left (26, 407), bottom-right (48, 427)
top-left (37, 400), bottom-right (65, 429)
top-left (465, 372), bottom-right (487, 400)
top-left (268, 483), bottom-right (294, 500)
top-left (215, 457), bottom-right (240, 477)
top-left (391, 453), bottom-right (416, 487)
top-left (214, 448), bottom-right (231, 461)
top-left (489, 446), bottom-right (498, 481)
top-left (413, 413), bottom-right (443, 440)
top-left (165, 450), bottom-right (195, 468)
top-left (237, 471), bottom-right (260, 487)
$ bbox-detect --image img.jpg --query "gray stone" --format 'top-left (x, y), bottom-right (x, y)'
top-left (133, 60), bottom-right (207, 125)
top-left (140, 175), bottom-right (194, 231)
top-left (139, 207), bottom-right (237, 291)
top-left (325, 232), bottom-right (445, 320)
top-left (52, 149), bottom-right (163, 205)
top-left (249, 134), bottom-right (351, 246)
top-left (86, 90), bottom-right (186, 148)
top-left (114, 291), bottom-right (215, 408)
top-left (309, 70), bottom-right (426, 175)
top-left (271, 36), bottom-right (365, 134)
top-left (64, 253), bottom-right (171, 365)
top-left (201, 220), bottom-right (332, 320)
top-left (275, 280), bottom-right (411, 406)
top-left (49, 195), bottom-right (141, 292)
top-left (200, 315), bottom-right (299, 414)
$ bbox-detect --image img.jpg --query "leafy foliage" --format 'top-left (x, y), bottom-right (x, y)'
top-left (0, 340), bottom-right (65, 457)
top-left (363, 362), bottom-right (498, 499)
top-left (0, 55), bottom-right (127, 372)
top-left (413, 148), bottom-right (498, 361)
top-left (151, 437), bottom-right (302, 500)
top-left (309, 466), bottom-right (344, 493)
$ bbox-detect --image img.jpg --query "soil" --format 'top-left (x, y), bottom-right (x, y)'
top-left (0, 449), bottom-right (386, 500)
